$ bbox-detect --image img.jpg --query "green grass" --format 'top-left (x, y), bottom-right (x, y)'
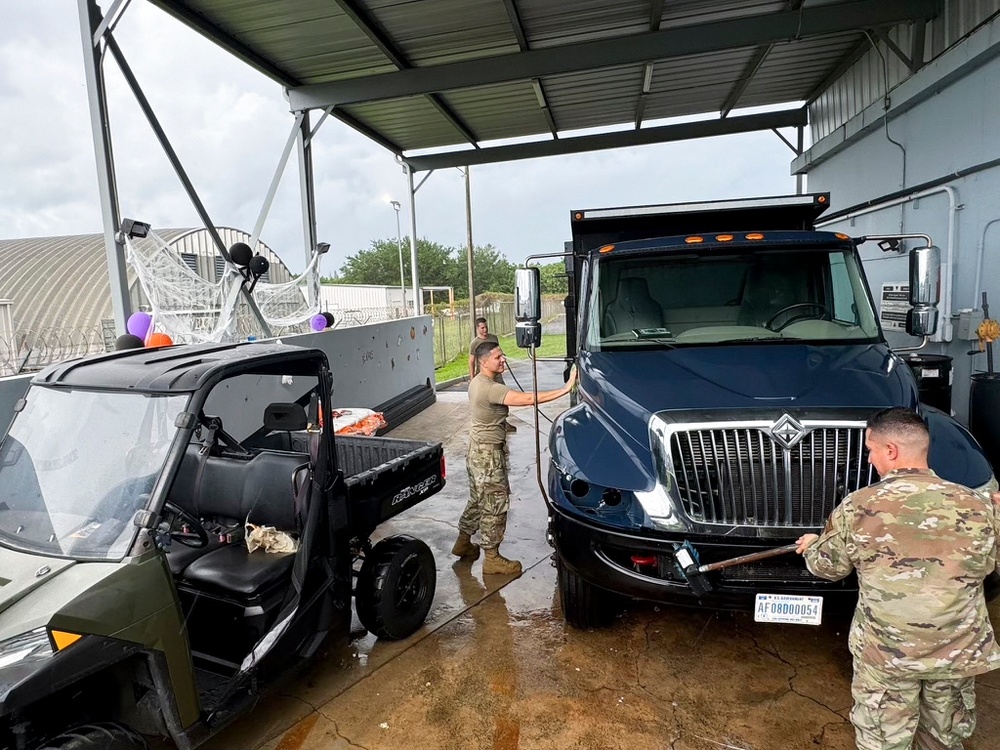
top-left (434, 329), bottom-right (567, 383)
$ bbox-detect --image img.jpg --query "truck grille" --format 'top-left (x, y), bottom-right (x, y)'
top-left (669, 426), bottom-right (876, 527)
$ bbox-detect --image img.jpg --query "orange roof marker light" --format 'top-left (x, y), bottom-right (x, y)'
top-left (835, 232), bottom-right (851, 240)
top-left (715, 234), bottom-right (734, 242)
top-left (818, 195), bottom-right (828, 204)
top-left (685, 236), bottom-right (704, 244)
top-left (574, 212), bottom-right (584, 220)
top-left (598, 244), bottom-right (616, 254)
top-left (745, 233), bottom-right (765, 240)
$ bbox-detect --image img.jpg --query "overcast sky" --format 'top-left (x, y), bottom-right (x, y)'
top-left (1, 1), bottom-right (804, 276)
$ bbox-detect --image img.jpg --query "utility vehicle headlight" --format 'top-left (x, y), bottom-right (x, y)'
top-left (0, 628), bottom-right (52, 669)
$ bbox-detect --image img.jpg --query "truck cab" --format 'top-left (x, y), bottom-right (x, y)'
top-left (531, 194), bottom-right (997, 627)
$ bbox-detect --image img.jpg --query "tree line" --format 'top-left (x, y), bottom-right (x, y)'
top-left (321, 237), bottom-right (567, 297)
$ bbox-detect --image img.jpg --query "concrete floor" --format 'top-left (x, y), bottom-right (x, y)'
top-left (207, 359), bottom-right (1000, 750)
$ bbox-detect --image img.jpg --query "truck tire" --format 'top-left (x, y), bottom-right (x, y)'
top-left (558, 558), bottom-right (618, 629)
top-left (36, 723), bottom-right (147, 750)
top-left (356, 535), bottom-right (436, 640)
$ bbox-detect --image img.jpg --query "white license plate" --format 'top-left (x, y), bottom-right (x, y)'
top-left (754, 593), bottom-right (823, 625)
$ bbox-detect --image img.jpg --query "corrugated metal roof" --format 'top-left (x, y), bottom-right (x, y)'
top-left (0, 228), bottom-right (291, 334)
top-left (148, 0), bottom-right (945, 160)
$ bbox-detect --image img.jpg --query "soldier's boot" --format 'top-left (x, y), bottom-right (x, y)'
top-left (482, 548), bottom-right (522, 575)
top-left (915, 730), bottom-right (963, 750)
top-left (451, 532), bottom-right (480, 560)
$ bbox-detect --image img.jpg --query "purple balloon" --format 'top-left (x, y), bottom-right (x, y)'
top-left (310, 314), bottom-right (328, 332)
top-left (127, 311), bottom-right (152, 339)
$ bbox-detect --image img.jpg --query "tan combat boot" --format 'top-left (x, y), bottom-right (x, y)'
top-left (482, 548), bottom-right (522, 575)
top-left (451, 532), bottom-right (480, 560)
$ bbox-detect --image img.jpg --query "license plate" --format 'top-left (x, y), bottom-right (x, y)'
top-left (754, 593), bottom-right (823, 625)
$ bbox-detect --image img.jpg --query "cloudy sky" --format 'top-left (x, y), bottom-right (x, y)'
top-left (1, 1), bottom-right (804, 275)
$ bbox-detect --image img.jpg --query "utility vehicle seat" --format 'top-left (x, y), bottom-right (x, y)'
top-left (603, 277), bottom-right (663, 335)
top-left (182, 545), bottom-right (295, 596)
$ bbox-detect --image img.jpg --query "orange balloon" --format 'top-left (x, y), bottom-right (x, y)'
top-left (147, 332), bottom-right (174, 347)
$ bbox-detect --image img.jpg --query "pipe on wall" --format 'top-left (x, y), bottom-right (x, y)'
top-left (817, 185), bottom-right (958, 342)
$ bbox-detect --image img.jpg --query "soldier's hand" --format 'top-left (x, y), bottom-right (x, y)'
top-left (795, 533), bottom-right (819, 555)
top-left (566, 365), bottom-right (578, 390)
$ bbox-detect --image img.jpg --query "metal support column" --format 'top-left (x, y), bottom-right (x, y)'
top-left (464, 166), bottom-right (476, 336)
top-left (796, 125), bottom-right (805, 194)
top-left (77, 0), bottom-right (131, 335)
top-left (406, 165), bottom-right (421, 314)
top-left (297, 110), bottom-right (318, 267)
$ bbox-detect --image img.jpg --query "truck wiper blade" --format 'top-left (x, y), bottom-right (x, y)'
top-left (715, 336), bottom-right (800, 344)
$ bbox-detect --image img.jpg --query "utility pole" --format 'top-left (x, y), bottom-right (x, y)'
top-left (390, 200), bottom-right (405, 312)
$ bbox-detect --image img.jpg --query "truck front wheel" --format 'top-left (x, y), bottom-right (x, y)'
top-left (36, 723), bottom-right (147, 750)
top-left (356, 535), bottom-right (437, 640)
top-left (558, 558), bottom-right (619, 629)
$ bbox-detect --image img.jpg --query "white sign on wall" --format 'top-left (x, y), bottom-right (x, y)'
top-left (879, 283), bottom-right (910, 332)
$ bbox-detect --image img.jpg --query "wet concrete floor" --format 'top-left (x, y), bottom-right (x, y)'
top-left (207, 359), bottom-right (1000, 750)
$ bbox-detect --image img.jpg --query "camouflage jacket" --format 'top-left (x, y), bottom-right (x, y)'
top-left (804, 468), bottom-right (1000, 678)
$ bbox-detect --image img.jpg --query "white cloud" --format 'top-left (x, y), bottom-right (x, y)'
top-left (1, 1), bottom-right (799, 278)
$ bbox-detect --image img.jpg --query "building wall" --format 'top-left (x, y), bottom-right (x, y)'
top-left (800, 14), bottom-right (1000, 425)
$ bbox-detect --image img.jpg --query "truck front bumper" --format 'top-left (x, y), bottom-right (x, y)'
top-left (549, 505), bottom-right (860, 611)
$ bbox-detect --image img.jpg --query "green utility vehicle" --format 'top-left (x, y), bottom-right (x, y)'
top-left (0, 342), bottom-right (446, 749)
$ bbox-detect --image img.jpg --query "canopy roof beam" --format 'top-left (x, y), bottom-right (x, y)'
top-left (332, 0), bottom-right (479, 146)
top-left (404, 108), bottom-right (807, 172)
top-left (502, 0), bottom-right (558, 139)
top-left (288, 0), bottom-right (941, 111)
top-left (634, 0), bottom-right (665, 129)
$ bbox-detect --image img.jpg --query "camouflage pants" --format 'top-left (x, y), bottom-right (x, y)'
top-left (459, 443), bottom-right (510, 549)
top-left (850, 660), bottom-right (976, 750)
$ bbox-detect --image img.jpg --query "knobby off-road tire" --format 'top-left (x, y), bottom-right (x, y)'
top-left (37, 723), bottom-right (147, 750)
top-left (356, 535), bottom-right (436, 640)
top-left (558, 557), bottom-right (618, 629)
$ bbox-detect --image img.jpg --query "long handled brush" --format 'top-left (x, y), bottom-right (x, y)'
top-left (674, 542), bottom-right (800, 597)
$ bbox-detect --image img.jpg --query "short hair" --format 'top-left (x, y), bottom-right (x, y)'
top-left (475, 317), bottom-right (487, 326)
top-left (474, 340), bottom-right (499, 362)
top-left (867, 407), bottom-right (930, 447)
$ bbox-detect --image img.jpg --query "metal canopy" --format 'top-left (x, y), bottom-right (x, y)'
top-left (149, 0), bottom-right (941, 169)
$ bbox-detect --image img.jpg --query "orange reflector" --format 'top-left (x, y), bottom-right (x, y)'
top-left (715, 234), bottom-right (734, 242)
top-left (835, 232), bottom-right (850, 240)
top-left (51, 630), bottom-right (82, 651)
top-left (685, 236), bottom-right (704, 244)
top-left (598, 244), bottom-right (615, 254)
top-left (745, 233), bottom-right (764, 240)
top-left (818, 195), bottom-right (827, 203)
top-left (573, 212), bottom-right (584, 220)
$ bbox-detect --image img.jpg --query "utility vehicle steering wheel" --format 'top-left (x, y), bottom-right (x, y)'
top-left (162, 501), bottom-right (210, 548)
top-left (765, 303), bottom-right (833, 331)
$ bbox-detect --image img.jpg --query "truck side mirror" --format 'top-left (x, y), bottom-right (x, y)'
top-left (907, 245), bottom-right (940, 336)
top-left (515, 267), bottom-right (541, 322)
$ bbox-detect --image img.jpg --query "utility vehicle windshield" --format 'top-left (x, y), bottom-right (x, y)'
top-left (0, 387), bottom-right (187, 561)
top-left (584, 246), bottom-right (880, 350)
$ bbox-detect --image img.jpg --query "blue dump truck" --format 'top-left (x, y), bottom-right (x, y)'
top-left (514, 193), bottom-right (998, 628)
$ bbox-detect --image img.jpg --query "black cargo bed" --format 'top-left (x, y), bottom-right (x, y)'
top-left (337, 436), bottom-right (445, 539)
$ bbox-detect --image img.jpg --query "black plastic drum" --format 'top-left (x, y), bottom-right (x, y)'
top-left (970, 372), bottom-right (1000, 476)
top-left (904, 354), bottom-right (953, 414)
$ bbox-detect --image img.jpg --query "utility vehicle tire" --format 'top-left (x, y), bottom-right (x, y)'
top-left (558, 558), bottom-right (618, 629)
top-left (37, 723), bottom-right (147, 750)
top-left (357, 535), bottom-right (436, 640)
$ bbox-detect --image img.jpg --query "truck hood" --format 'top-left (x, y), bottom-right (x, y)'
top-left (578, 343), bottom-right (917, 453)
top-left (0, 547), bottom-right (77, 617)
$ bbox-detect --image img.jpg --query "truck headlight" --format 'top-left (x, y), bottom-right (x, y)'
top-left (0, 628), bottom-right (53, 670)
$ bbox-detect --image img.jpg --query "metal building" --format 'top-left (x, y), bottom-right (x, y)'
top-left (793, 2), bottom-right (1000, 423)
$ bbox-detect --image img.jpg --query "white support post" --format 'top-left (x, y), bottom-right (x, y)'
top-left (464, 166), bottom-right (476, 337)
top-left (406, 166), bottom-right (421, 315)
top-left (77, 0), bottom-right (131, 335)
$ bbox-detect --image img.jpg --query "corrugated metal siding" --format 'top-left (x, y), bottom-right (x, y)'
top-left (343, 96), bottom-right (467, 150)
top-left (541, 64), bottom-right (644, 132)
top-left (0, 229), bottom-right (293, 333)
top-left (659, 0), bottom-right (786, 27)
top-left (441, 81), bottom-right (550, 141)
top-left (740, 32), bottom-right (860, 106)
top-left (320, 284), bottom-right (393, 311)
top-left (518, 0), bottom-right (653, 49)
top-left (809, 0), bottom-right (1000, 142)
top-left (643, 47), bottom-right (755, 119)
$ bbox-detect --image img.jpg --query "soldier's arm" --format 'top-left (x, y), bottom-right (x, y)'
top-left (993, 492), bottom-right (1000, 574)
top-left (468, 353), bottom-right (476, 381)
top-left (801, 503), bottom-right (855, 581)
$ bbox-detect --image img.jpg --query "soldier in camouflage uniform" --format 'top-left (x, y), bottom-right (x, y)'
top-left (453, 340), bottom-right (575, 575)
top-left (796, 407), bottom-right (1000, 750)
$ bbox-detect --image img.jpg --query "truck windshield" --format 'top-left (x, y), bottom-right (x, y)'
top-left (0, 387), bottom-right (187, 561)
top-left (584, 246), bottom-right (880, 349)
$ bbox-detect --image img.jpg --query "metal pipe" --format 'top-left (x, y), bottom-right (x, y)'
top-left (974, 219), bottom-right (1000, 309)
top-left (297, 110), bottom-right (318, 269)
top-left (406, 166), bottom-right (421, 314)
top-left (391, 201), bottom-right (405, 307)
top-left (816, 185), bottom-right (958, 342)
top-left (465, 167), bottom-right (476, 337)
top-left (530, 345), bottom-right (549, 504)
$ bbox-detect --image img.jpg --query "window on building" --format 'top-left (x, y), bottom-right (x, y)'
top-left (180, 253), bottom-right (198, 274)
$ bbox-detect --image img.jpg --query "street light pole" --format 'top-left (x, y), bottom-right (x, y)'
top-left (390, 200), bottom-right (405, 313)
